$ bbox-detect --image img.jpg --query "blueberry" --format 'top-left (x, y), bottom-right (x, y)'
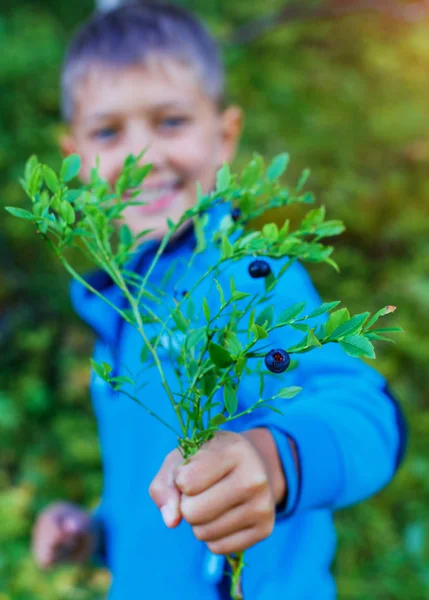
top-left (231, 207), bottom-right (241, 222)
top-left (264, 349), bottom-right (290, 374)
top-left (248, 260), bottom-right (271, 279)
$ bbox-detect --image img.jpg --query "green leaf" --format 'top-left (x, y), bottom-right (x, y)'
top-left (314, 220), bottom-right (345, 238)
top-left (290, 323), bottom-right (309, 332)
top-left (223, 381), bottom-right (238, 416)
top-left (307, 301), bottom-right (341, 319)
top-left (60, 201), bottom-right (75, 225)
top-left (61, 154), bottom-right (81, 182)
top-left (251, 323), bottom-right (269, 340)
top-left (339, 335), bottom-right (376, 359)
top-left (365, 332), bottom-right (396, 344)
top-left (200, 370), bottom-right (216, 397)
top-left (5, 207), bottom-right (34, 221)
top-left (185, 327), bottom-right (207, 350)
top-left (248, 308), bottom-right (256, 330)
top-left (232, 291), bottom-right (250, 302)
top-left (91, 359), bottom-right (110, 380)
top-left (329, 312), bottom-right (370, 340)
top-left (140, 345), bottom-right (150, 364)
top-left (262, 222), bottom-right (279, 241)
top-left (215, 279), bottom-right (226, 307)
top-left (267, 152), bottom-right (289, 181)
top-left (186, 296), bottom-right (196, 320)
top-left (209, 413), bottom-right (228, 427)
top-left (119, 224), bottom-right (133, 246)
top-left (302, 206), bottom-right (325, 229)
top-left (225, 331), bottom-right (243, 355)
top-left (171, 308), bottom-right (189, 333)
top-left (221, 235), bottom-right (234, 259)
top-left (241, 155), bottom-right (263, 188)
top-left (131, 164), bottom-right (152, 187)
top-left (194, 212), bottom-right (208, 253)
top-left (216, 163), bottom-right (231, 192)
top-left (306, 329), bottom-right (322, 348)
top-left (43, 166), bottom-right (59, 193)
top-left (279, 219), bottom-right (290, 238)
top-left (296, 168), bottom-right (310, 192)
top-left (235, 356), bottom-right (247, 377)
top-left (277, 302), bottom-right (306, 325)
top-left (255, 305), bottom-right (274, 328)
top-left (73, 227), bottom-right (94, 239)
top-left (24, 155), bottom-right (39, 181)
top-left (202, 298), bottom-right (211, 322)
top-left (28, 165), bottom-right (43, 197)
top-left (110, 375), bottom-right (134, 386)
top-left (208, 342), bottom-right (234, 368)
top-left (274, 386), bottom-right (302, 399)
top-left (326, 308), bottom-right (350, 337)
top-left (366, 305), bottom-right (397, 329)
top-left (64, 189), bottom-right (82, 204)
top-left (263, 405), bottom-right (285, 416)
top-left (237, 231), bottom-right (260, 250)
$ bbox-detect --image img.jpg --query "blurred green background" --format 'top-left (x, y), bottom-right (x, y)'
top-left (1, 1), bottom-right (429, 598)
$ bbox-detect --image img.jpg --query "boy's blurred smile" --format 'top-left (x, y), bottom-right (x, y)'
top-left (61, 60), bottom-right (241, 239)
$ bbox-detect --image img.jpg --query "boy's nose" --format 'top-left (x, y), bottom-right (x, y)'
top-left (141, 141), bottom-right (165, 170)
top-left (126, 127), bottom-right (165, 170)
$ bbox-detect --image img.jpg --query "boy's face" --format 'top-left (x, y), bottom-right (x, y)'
top-left (62, 60), bottom-right (242, 239)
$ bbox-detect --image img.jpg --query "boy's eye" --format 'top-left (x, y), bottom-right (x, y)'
top-left (91, 127), bottom-right (118, 141)
top-left (160, 116), bottom-right (188, 129)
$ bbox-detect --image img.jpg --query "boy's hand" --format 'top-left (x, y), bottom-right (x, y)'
top-left (150, 429), bottom-right (286, 555)
top-left (32, 502), bottom-right (98, 569)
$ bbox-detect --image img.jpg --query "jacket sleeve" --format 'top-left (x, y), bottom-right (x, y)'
top-left (242, 261), bottom-right (407, 519)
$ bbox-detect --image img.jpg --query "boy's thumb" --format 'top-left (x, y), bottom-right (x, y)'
top-left (149, 449), bottom-right (182, 528)
top-left (160, 493), bottom-right (181, 528)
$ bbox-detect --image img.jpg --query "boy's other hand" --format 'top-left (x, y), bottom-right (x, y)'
top-left (32, 502), bottom-right (98, 569)
top-left (150, 429), bottom-right (285, 554)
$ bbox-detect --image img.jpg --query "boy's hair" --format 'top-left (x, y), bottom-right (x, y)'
top-left (61, 2), bottom-right (225, 122)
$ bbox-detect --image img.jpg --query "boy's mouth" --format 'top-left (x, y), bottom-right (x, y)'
top-left (127, 181), bottom-right (183, 216)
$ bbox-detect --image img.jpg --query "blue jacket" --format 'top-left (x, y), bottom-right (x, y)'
top-left (71, 204), bottom-right (406, 600)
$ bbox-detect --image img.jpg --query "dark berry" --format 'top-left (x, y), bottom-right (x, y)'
top-left (248, 260), bottom-right (271, 279)
top-left (264, 349), bottom-right (290, 374)
top-left (231, 207), bottom-right (241, 222)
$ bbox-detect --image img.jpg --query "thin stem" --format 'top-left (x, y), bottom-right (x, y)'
top-left (153, 262), bottom-right (226, 351)
top-left (107, 254), bottom-right (188, 437)
top-left (43, 236), bottom-right (132, 324)
top-left (136, 231), bottom-right (173, 305)
top-left (117, 388), bottom-right (180, 437)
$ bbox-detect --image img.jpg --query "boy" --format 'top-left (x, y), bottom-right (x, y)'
top-left (32, 3), bottom-right (406, 599)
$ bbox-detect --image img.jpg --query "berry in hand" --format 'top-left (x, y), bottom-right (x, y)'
top-left (265, 349), bottom-right (290, 373)
top-left (248, 260), bottom-right (271, 279)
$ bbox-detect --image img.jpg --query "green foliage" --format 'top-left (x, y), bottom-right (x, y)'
top-left (1, 2), bottom-right (428, 599)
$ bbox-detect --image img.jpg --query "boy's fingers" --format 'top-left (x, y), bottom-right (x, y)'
top-left (149, 449), bottom-right (183, 528)
top-left (33, 520), bottom-right (64, 568)
top-left (175, 433), bottom-right (239, 496)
